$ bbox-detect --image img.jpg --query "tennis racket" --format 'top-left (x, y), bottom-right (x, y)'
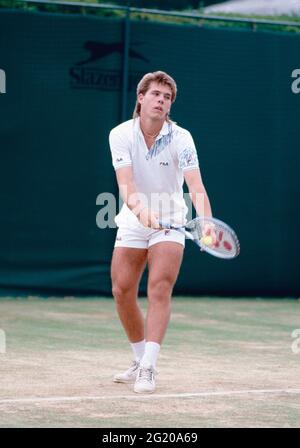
top-left (159, 217), bottom-right (240, 259)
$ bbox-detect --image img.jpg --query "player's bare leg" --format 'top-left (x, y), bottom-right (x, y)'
top-left (133, 241), bottom-right (183, 393)
top-left (146, 241), bottom-right (184, 344)
top-left (111, 247), bottom-right (148, 384)
top-left (111, 247), bottom-right (147, 343)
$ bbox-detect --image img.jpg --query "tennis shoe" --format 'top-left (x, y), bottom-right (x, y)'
top-left (133, 362), bottom-right (157, 394)
top-left (113, 360), bottom-right (140, 384)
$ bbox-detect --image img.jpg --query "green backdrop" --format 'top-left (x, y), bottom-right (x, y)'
top-left (0, 9), bottom-right (299, 296)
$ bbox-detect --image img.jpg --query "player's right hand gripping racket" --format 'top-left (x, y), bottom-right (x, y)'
top-left (160, 217), bottom-right (240, 259)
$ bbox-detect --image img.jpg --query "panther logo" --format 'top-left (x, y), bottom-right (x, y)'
top-left (76, 41), bottom-right (149, 66)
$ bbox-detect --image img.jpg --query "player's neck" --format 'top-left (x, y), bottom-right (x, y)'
top-left (139, 115), bottom-right (164, 138)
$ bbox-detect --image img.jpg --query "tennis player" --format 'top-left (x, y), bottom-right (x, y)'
top-left (109, 71), bottom-right (214, 394)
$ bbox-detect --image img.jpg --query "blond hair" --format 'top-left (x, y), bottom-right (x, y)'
top-left (132, 71), bottom-right (177, 120)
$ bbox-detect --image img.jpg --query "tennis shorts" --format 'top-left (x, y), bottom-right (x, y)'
top-left (114, 223), bottom-right (185, 249)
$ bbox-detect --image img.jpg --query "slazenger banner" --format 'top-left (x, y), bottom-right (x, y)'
top-left (0, 9), bottom-right (300, 296)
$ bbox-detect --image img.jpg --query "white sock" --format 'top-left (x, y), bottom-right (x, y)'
top-left (140, 341), bottom-right (160, 368)
top-left (130, 339), bottom-right (145, 362)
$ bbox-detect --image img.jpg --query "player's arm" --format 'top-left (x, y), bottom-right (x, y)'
top-left (184, 168), bottom-right (216, 244)
top-left (184, 168), bottom-right (213, 218)
top-left (184, 168), bottom-right (216, 242)
top-left (115, 166), bottom-right (159, 229)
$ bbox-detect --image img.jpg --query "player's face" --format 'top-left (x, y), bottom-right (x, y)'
top-left (138, 82), bottom-right (172, 120)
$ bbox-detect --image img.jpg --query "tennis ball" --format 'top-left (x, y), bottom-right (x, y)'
top-left (201, 235), bottom-right (213, 246)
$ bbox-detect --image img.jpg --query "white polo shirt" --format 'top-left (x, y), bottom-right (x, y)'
top-left (109, 117), bottom-right (199, 227)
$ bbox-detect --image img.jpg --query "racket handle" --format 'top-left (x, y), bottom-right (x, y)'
top-left (159, 221), bottom-right (172, 229)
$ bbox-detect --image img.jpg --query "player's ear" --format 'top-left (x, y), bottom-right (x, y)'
top-left (138, 93), bottom-right (144, 104)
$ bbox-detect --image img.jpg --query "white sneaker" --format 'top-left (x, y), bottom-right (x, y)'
top-left (113, 360), bottom-right (140, 384)
top-left (133, 362), bottom-right (157, 394)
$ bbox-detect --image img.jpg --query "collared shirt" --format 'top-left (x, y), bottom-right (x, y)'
top-left (109, 117), bottom-right (199, 227)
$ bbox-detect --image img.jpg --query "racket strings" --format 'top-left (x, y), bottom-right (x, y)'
top-left (187, 218), bottom-right (240, 257)
top-left (212, 224), bottom-right (240, 256)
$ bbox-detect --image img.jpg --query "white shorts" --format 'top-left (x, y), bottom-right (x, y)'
top-left (114, 223), bottom-right (185, 249)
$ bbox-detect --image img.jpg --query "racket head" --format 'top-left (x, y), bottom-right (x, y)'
top-left (186, 217), bottom-right (240, 259)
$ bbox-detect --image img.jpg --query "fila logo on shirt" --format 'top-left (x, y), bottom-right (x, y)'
top-left (160, 161), bottom-right (169, 166)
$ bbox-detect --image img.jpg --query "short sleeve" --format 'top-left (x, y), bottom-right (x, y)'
top-left (109, 128), bottom-right (132, 170)
top-left (177, 131), bottom-right (199, 172)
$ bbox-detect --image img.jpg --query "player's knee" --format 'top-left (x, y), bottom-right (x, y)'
top-left (148, 279), bottom-right (173, 303)
top-left (112, 284), bottom-right (124, 300)
top-left (112, 282), bottom-right (133, 302)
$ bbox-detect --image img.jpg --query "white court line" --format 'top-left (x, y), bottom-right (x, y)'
top-left (0, 389), bottom-right (300, 405)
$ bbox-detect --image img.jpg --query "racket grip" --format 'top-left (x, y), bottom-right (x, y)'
top-left (159, 221), bottom-right (172, 229)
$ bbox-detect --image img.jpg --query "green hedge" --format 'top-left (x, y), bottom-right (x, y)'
top-left (0, 0), bottom-right (299, 33)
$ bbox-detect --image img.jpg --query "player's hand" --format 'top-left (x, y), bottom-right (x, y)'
top-left (138, 207), bottom-right (160, 229)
